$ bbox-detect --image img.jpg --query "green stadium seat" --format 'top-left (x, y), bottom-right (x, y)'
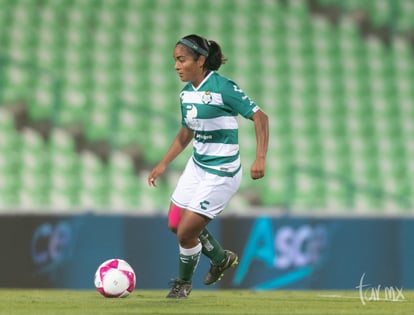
top-left (20, 172), bottom-right (50, 209)
top-left (85, 104), bottom-right (115, 142)
top-left (109, 151), bottom-right (141, 210)
top-left (136, 171), bottom-right (170, 213)
top-left (0, 3), bottom-right (11, 43)
top-left (28, 74), bottom-right (57, 121)
top-left (324, 176), bottom-right (354, 210)
top-left (317, 0), bottom-right (414, 33)
top-left (0, 110), bottom-right (21, 209)
top-left (395, 1), bottom-right (414, 32)
top-left (48, 129), bottom-right (80, 208)
top-left (114, 105), bottom-right (150, 148)
top-left (19, 128), bottom-right (50, 208)
top-left (0, 172), bottom-right (20, 209)
top-left (79, 151), bottom-right (110, 209)
top-left (368, 0), bottom-right (393, 28)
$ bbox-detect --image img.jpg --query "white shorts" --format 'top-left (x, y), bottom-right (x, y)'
top-left (171, 158), bottom-right (242, 219)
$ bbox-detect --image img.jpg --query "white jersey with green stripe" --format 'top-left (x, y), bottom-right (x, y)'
top-left (180, 71), bottom-right (260, 177)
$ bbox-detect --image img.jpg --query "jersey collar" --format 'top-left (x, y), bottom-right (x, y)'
top-left (192, 71), bottom-right (214, 91)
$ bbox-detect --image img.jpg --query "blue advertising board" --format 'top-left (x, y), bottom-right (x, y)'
top-left (0, 214), bottom-right (218, 290)
top-left (221, 216), bottom-right (404, 290)
top-left (0, 214), bottom-right (413, 290)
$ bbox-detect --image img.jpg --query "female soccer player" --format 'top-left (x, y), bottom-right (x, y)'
top-left (148, 34), bottom-right (269, 298)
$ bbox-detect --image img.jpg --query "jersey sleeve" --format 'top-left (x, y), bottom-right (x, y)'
top-left (180, 105), bottom-right (187, 127)
top-left (179, 90), bottom-right (189, 127)
top-left (221, 80), bottom-right (260, 119)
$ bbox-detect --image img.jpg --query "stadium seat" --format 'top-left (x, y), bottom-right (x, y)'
top-left (19, 128), bottom-right (50, 208)
top-left (48, 129), bottom-right (81, 208)
top-left (0, 110), bottom-right (21, 208)
top-left (79, 151), bottom-right (109, 208)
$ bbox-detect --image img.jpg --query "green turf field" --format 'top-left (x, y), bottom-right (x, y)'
top-left (0, 289), bottom-right (412, 315)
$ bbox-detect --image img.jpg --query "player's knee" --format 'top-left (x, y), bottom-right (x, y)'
top-left (176, 231), bottom-right (193, 248)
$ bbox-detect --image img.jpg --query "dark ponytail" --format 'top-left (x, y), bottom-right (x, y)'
top-left (177, 34), bottom-right (227, 71)
top-left (205, 40), bottom-right (227, 71)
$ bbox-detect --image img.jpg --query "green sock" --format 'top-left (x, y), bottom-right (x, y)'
top-left (199, 228), bottom-right (226, 265)
top-left (178, 243), bottom-right (202, 281)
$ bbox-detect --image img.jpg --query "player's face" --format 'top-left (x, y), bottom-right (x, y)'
top-left (173, 44), bottom-right (205, 86)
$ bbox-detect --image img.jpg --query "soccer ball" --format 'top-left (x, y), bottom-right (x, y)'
top-left (94, 258), bottom-right (136, 298)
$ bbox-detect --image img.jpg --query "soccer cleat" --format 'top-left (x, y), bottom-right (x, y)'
top-left (166, 279), bottom-right (192, 299)
top-left (204, 250), bottom-right (238, 285)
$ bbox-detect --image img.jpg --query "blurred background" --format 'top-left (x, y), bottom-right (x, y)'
top-left (1, 0), bottom-right (414, 215)
top-left (0, 0), bottom-right (414, 290)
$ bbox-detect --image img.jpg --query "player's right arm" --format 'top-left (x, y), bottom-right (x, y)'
top-left (148, 126), bottom-right (194, 186)
top-left (250, 109), bottom-right (268, 180)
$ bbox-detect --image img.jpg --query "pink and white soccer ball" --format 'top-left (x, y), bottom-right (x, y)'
top-left (94, 258), bottom-right (136, 298)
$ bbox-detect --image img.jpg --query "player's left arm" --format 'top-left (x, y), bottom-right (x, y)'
top-left (221, 80), bottom-right (269, 179)
top-left (250, 109), bottom-right (269, 180)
